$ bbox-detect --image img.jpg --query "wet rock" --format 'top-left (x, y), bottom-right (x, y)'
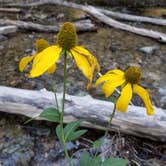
top-left (138, 46), bottom-right (160, 54)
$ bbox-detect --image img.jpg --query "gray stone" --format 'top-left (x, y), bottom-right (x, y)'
top-left (159, 87), bottom-right (166, 108)
top-left (0, 34), bottom-right (7, 41)
top-left (138, 46), bottom-right (160, 54)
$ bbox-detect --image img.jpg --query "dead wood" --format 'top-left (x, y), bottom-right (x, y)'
top-left (0, 7), bottom-right (21, 13)
top-left (0, 25), bottom-right (17, 34)
top-left (3, 0), bottom-right (166, 42)
top-left (98, 8), bottom-right (166, 26)
top-left (0, 86), bottom-right (165, 142)
top-left (0, 19), bottom-right (96, 32)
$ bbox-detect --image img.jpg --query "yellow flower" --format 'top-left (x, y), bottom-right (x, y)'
top-left (95, 66), bottom-right (154, 115)
top-left (19, 39), bottom-right (56, 74)
top-left (29, 22), bottom-right (100, 90)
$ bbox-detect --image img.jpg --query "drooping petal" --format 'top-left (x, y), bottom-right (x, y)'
top-left (106, 69), bottom-right (124, 76)
top-left (133, 84), bottom-right (154, 115)
top-left (73, 46), bottom-right (100, 72)
top-left (19, 55), bottom-right (35, 72)
top-left (116, 83), bottom-right (132, 112)
top-left (72, 46), bottom-right (100, 89)
top-left (70, 49), bottom-right (92, 89)
top-left (102, 78), bottom-right (125, 97)
top-left (47, 64), bottom-right (56, 74)
top-left (29, 46), bottom-right (62, 78)
top-left (95, 73), bottom-right (125, 87)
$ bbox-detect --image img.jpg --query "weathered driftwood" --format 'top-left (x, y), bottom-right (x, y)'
top-left (0, 19), bottom-right (96, 32)
top-left (0, 25), bottom-right (17, 34)
top-left (98, 8), bottom-right (166, 26)
top-left (3, 0), bottom-right (166, 42)
top-left (0, 7), bottom-right (21, 13)
top-left (0, 86), bottom-right (165, 142)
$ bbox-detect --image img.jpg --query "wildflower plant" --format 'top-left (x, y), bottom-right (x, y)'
top-left (19, 22), bottom-right (101, 166)
top-left (95, 66), bottom-right (154, 135)
top-left (19, 22), bottom-right (154, 166)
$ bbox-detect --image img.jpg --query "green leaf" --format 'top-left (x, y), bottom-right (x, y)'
top-left (66, 129), bottom-right (87, 141)
top-left (80, 152), bottom-right (91, 166)
top-left (93, 139), bottom-right (102, 149)
top-left (80, 152), bottom-right (102, 166)
top-left (64, 120), bottom-right (83, 142)
top-left (39, 107), bottom-right (60, 122)
top-left (56, 124), bottom-right (64, 144)
top-left (102, 157), bottom-right (128, 166)
top-left (91, 156), bottom-right (102, 166)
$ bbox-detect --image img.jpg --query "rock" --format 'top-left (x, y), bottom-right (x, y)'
top-left (0, 45), bottom-right (4, 51)
top-left (24, 49), bottom-right (32, 53)
top-left (158, 87), bottom-right (166, 108)
top-left (56, 13), bottom-right (65, 19)
top-left (0, 120), bottom-right (34, 165)
top-left (0, 34), bottom-right (7, 42)
top-left (138, 46), bottom-right (160, 54)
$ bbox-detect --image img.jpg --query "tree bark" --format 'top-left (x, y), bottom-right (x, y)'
top-left (0, 86), bottom-right (165, 142)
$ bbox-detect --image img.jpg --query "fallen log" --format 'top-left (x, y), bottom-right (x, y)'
top-left (98, 8), bottom-right (166, 26)
top-left (3, 0), bottom-right (166, 42)
top-left (0, 25), bottom-right (17, 34)
top-left (0, 19), bottom-right (97, 32)
top-left (0, 86), bottom-right (165, 142)
top-left (0, 7), bottom-right (21, 13)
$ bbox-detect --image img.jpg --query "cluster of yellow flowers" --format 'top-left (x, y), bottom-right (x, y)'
top-left (19, 22), bottom-right (154, 115)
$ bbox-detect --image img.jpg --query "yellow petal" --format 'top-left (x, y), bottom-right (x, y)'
top-left (47, 64), bottom-right (56, 74)
top-left (19, 55), bottom-right (35, 72)
top-left (116, 83), bottom-right (132, 112)
top-left (72, 46), bottom-right (100, 89)
top-left (73, 46), bottom-right (100, 72)
top-left (106, 69), bottom-right (124, 75)
top-left (73, 46), bottom-right (93, 59)
top-left (29, 46), bottom-right (62, 78)
top-left (71, 49), bottom-right (92, 88)
top-left (133, 84), bottom-right (154, 115)
top-left (102, 78), bottom-right (125, 97)
top-left (95, 73), bottom-right (124, 87)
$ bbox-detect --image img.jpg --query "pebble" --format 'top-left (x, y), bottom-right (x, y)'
top-left (158, 87), bottom-right (166, 108)
top-left (0, 34), bottom-right (7, 42)
top-left (138, 46), bottom-right (160, 54)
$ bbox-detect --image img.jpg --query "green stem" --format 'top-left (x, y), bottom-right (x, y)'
top-left (50, 75), bottom-right (59, 110)
top-left (104, 104), bottom-right (116, 137)
top-left (60, 51), bottom-right (73, 166)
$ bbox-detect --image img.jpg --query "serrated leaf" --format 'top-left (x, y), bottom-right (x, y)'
top-left (56, 124), bottom-right (64, 144)
top-left (39, 107), bottom-right (60, 122)
top-left (93, 139), bottom-right (102, 149)
top-left (102, 157), bottom-right (128, 166)
top-left (66, 129), bottom-right (87, 142)
top-left (80, 152), bottom-right (91, 166)
top-left (64, 120), bottom-right (83, 142)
